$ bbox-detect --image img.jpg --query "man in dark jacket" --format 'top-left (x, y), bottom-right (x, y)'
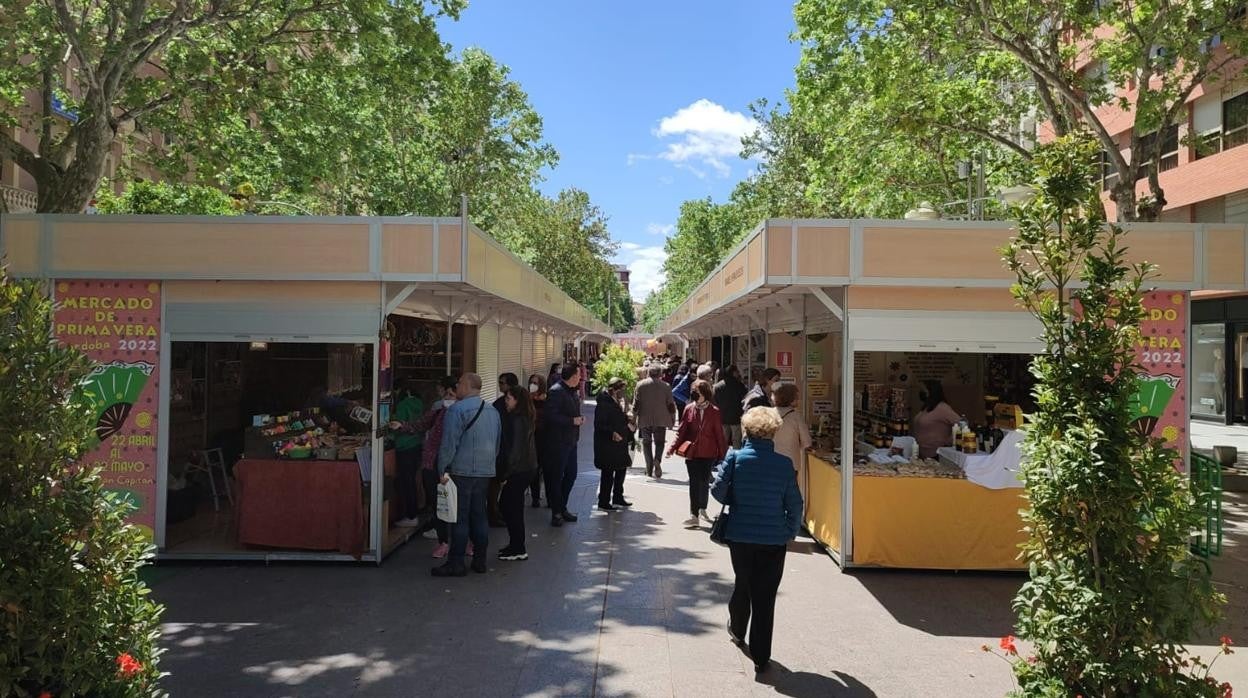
top-left (743, 367), bottom-right (781, 413)
top-left (714, 364), bottom-right (748, 450)
top-left (543, 364), bottom-right (584, 527)
top-left (488, 373), bottom-right (520, 527)
top-left (594, 377), bottom-right (634, 511)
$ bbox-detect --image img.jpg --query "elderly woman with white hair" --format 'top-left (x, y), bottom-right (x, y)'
top-left (710, 407), bottom-right (803, 674)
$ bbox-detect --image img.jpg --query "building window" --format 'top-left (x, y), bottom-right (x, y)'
top-left (1137, 125), bottom-right (1179, 176)
top-left (1195, 129), bottom-right (1223, 160)
top-left (1225, 92), bottom-right (1248, 150)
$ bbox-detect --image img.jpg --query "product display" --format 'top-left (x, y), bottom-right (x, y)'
top-left (244, 407), bottom-right (368, 460)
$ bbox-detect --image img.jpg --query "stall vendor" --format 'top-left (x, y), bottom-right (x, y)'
top-left (913, 380), bottom-right (961, 458)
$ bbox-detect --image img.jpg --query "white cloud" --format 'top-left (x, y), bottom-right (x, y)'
top-left (613, 243), bottom-right (667, 301)
top-left (646, 223), bottom-right (674, 237)
top-left (651, 99), bottom-right (759, 178)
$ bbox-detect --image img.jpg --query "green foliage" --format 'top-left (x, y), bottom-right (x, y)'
top-left (1003, 136), bottom-right (1225, 696)
top-left (0, 0), bottom-right (464, 212)
top-left (94, 180), bottom-right (241, 215)
top-left (591, 344), bottom-right (646, 398)
top-left (790, 0), bottom-right (1248, 222)
top-left (0, 268), bottom-right (164, 696)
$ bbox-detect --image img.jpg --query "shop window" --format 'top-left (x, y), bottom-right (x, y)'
top-left (1223, 91), bottom-right (1248, 150)
top-left (1193, 324), bottom-right (1227, 420)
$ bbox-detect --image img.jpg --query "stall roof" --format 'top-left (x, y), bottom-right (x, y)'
top-left (660, 218), bottom-right (1248, 335)
top-left (0, 214), bottom-right (609, 334)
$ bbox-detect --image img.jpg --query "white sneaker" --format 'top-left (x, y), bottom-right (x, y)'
top-left (422, 528), bottom-right (439, 539)
top-left (699, 509), bottom-right (713, 523)
top-left (683, 516), bottom-right (701, 528)
top-left (394, 517), bottom-right (422, 528)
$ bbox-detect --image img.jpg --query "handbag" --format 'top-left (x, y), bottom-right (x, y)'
top-left (709, 458), bottom-right (734, 546)
top-left (675, 406), bottom-right (704, 459)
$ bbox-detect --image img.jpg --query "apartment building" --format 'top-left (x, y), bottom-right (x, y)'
top-left (1078, 46), bottom-right (1248, 425)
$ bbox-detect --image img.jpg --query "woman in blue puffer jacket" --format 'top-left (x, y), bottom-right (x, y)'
top-left (710, 406), bottom-right (803, 675)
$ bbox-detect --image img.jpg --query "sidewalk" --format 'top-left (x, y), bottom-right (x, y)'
top-left (150, 406), bottom-right (1247, 697)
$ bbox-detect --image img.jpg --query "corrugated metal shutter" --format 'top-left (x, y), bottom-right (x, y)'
top-left (1227, 190), bottom-right (1248, 223)
top-left (1193, 93), bottom-right (1221, 135)
top-left (477, 323), bottom-right (499, 403)
top-left (520, 330), bottom-right (534, 382)
top-left (1195, 197), bottom-right (1226, 223)
top-left (528, 330), bottom-right (542, 379)
top-left (1160, 206), bottom-right (1190, 223)
top-left (499, 326), bottom-right (522, 383)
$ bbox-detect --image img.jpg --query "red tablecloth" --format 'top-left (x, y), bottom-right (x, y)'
top-left (235, 458), bottom-right (365, 559)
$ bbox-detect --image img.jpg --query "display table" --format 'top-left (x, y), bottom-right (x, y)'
top-left (235, 458), bottom-right (366, 559)
top-left (936, 429), bottom-right (1025, 489)
top-left (805, 453), bottom-right (1027, 570)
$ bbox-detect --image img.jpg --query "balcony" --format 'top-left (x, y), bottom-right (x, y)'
top-left (1, 184), bottom-right (37, 213)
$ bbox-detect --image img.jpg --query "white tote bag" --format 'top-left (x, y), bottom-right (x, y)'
top-left (436, 478), bottom-right (458, 523)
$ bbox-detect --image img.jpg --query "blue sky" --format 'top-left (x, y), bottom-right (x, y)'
top-left (439, 1), bottom-right (801, 301)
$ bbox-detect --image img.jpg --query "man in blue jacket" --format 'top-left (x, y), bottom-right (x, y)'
top-left (433, 373), bottom-right (501, 578)
top-left (543, 364), bottom-right (585, 527)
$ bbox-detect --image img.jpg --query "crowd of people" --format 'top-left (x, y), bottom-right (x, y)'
top-left (388, 351), bottom-right (810, 674)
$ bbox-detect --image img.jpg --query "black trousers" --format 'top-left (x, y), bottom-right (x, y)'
top-left (499, 474), bottom-right (531, 552)
top-left (529, 458), bottom-right (544, 503)
top-left (545, 443), bottom-right (578, 515)
top-left (597, 467), bottom-right (626, 505)
top-left (728, 542), bottom-right (787, 666)
top-left (395, 448), bottom-right (422, 520)
top-left (686, 458), bottom-right (714, 514)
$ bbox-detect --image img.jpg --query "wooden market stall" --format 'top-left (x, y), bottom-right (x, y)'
top-left (0, 213), bottom-right (607, 563)
top-left (658, 218), bottom-right (1248, 570)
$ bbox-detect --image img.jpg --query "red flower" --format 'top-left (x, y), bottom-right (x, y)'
top-left (116, 652), bottom-right (143, 677)
top-left (1026, 655), bottom-right (1038, 665)
top-left (1221, 636), bottom-right (1235, 655)
top-left (39, 692), bottom-right (52, 698)
top-left (1221, 682), bottom-right (1232, 698)
top-left (999, 635), bottom-right (1018, 655)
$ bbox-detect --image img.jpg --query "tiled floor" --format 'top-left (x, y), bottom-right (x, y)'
top-left (149, 406), bottom-right (1248, 697)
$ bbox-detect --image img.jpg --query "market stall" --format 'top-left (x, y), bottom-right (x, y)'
top-left (1, 213), bottom-right (606, 563)
top-left (658, 218), bottom-right (1248, 569)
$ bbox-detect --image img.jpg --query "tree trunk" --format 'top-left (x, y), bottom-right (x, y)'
top-left (35, 117), bottom-right (113, 214)
top-left (1107, 179), bottom-right (1163, 223)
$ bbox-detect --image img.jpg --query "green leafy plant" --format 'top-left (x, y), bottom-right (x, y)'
top-left (94, 180), bottom-right (241, 216)
top-left (1002, 135), bottom-right (1226, 696)
top-left (591, 344), bottom-right (646, 398)
top-left (0, 267), bottom-right (164, 696)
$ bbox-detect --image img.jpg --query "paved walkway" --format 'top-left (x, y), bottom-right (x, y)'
top-left (151, 405), bottom-right (1248, 697)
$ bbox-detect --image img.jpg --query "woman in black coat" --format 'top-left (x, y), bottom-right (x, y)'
top-left (595, 377), bottom-right (634, 511)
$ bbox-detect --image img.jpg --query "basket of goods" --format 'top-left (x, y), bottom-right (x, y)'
top-left (285, 445), bottom-right (313, 459)
top-left (315, 447), bottom-right (337, 460)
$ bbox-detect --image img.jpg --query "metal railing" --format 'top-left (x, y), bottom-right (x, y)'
top-left (1, 184), bottom-right (37, 213)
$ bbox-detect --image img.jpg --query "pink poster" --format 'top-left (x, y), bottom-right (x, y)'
top-left (54, 280), bottom-right (161, 540)
top-left (1131, 291), bottom-right (1188, 467)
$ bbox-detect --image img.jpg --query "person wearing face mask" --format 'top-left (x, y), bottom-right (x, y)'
top-left (488, 373), bottom-right (521, 528)
top-left (526, 374), bottom-right (549, 508)
top-left (412, 375), bottom-right (460, 558)
top-left (595, 377), bottom-right (635, 511)
top-left (668, 379), bottom-right (728, 528)
top-left (497, 386), bottom-right (538, 560)
top-left (743, 368), bottom-right (782, 413)
top-left (386, 381), bottom-right (426, 528)
top-left (913, 380), bottom-right (961, 459)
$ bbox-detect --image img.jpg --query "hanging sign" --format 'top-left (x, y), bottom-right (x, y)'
top-left (807, 364), bottom-right (823, 380)
top-left (54, 280), bottom-right (162, 540)
top-left (1131, 291), bottom-right (1188, 467)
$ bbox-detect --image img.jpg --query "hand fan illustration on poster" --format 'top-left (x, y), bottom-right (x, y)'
top-left (82, 360), bottom-right (155, 445)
